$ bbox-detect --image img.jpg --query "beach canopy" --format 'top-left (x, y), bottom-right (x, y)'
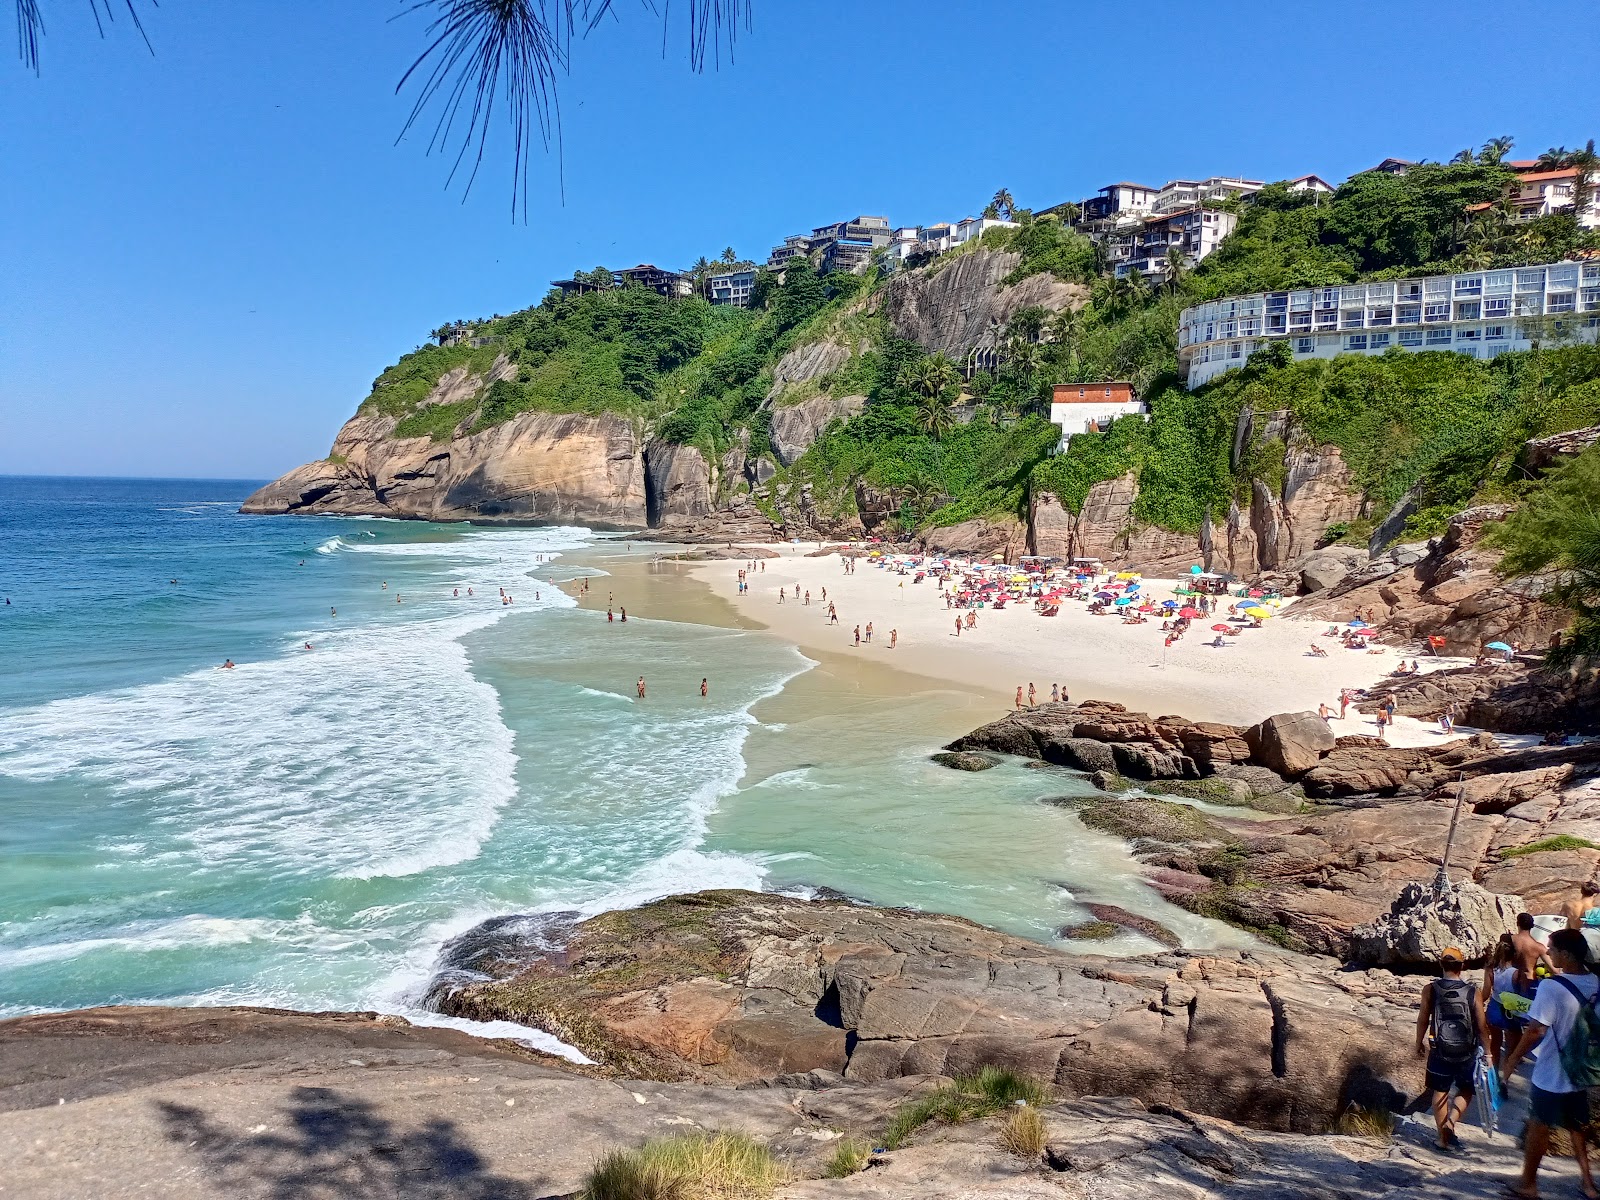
top-left (1211, 624), bottom-right (1233, 633)
top-left (1191, 565), bottom-right (1203, 574)
top-left (1486, 641), bottom-right (1513, 652)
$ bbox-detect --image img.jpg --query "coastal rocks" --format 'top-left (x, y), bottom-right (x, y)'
top-left (769, 394), bottom-right (866, 466)
top-left (643, 439), bottom-right (714, 525)
top-left (429, 889), bottom-right (1419, 1133)
top-left (242, 408), bottom-right (649, 527)
top-left (1524, 424), bottom-right (1600, 473)
top-left (1296, 545), bottom-right (1369, 594)
top-left (1078, 903), bottom-right (1182, 949)
top-left (919, 516), bottom-right (1027, 559)
top-left (1026, 490), bottom-right (1073, 558)
top-left (1242, 712), bottom-right (1337, 779)
top-left (765, 336), bottom-right (859, 405)
top-left (930, 751), bottom-right (1000, 772)
top-left (879, 249), bottom-right (1085, 359)
top-left (1348, 879), bottom-right (1524, 967)
top-left (1359, 661), bottom-right (1600, 735)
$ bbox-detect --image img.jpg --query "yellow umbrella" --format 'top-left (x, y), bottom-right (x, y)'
top-left (1243, 606), bottom-right (1272, 618)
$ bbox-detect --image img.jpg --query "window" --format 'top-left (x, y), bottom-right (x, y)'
top-left (1294, 336), bottom-right (1313, 354)
top-left (1425, 303), bottom-right (1450, 322)
top-left (1229, 342), bottom-right (1244, 359)
top-left (1456, 326), bottom-right (1481, 342)
top-left (1485, 325), bottom-right (1508, 341)
top-left (1267, 314), bottom-right (1287, 333)
top-left (1370, 307), bottom-right (1393, 326)
top-left (1549, 293), bottom-right (1576, 314)
top-left (1289, 311), bottom-right (1312, 330)
top-left (1584, 288), bottom-right (1600, 311)
top-left (1341, 311), bottom-right (1365, 329)
top-left (1455, 276), bottom-right (1483, 295)
top-left (1315, 311), bottom-right (1338, 329)
top-left (1369, 332), bottom-right (1391, 349)
top-left (1398, 330), bottom-right (1425, 347)
top-left (1220, 320), bottom-right (1237, 338)
top-left (1397, 305), bottom-right (1422, 324)
top-left (1426, 328), bottom-right (1452, 345)
top-left (1484, 297), bottom-right (1511, 317)
top-left (1346, 333), bottom-right (1368, 351)
top-left (1456, 301), bottom-right (1481, 321)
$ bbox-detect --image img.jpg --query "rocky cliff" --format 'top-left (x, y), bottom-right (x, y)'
top-left (878, 249), bottom-right (1085, 357)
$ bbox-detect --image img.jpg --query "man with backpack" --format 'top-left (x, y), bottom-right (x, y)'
top-left (1499, 928), bottom-right (1600, 1199)
top-left (1416, 946), bottom-right (1488, 1150)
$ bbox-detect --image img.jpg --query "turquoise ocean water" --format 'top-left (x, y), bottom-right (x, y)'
top-left (0, 477), bottom-right (1232, 1042)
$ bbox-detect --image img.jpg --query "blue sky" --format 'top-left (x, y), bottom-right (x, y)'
top-left (3, 0), bottom-right (1597, 480)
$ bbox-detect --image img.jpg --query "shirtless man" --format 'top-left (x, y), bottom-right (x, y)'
top-left (1513, 912), bottom-right (1555, 991)
top-left (1564, 881), bottom-right (1600, 931)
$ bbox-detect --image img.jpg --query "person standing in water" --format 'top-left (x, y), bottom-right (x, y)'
top-left (620, 607), bottom-right (627, 622)
top-left (637, 677), bottom-right (647, 699)
top-left (700, 678), bottom-right (708, 698)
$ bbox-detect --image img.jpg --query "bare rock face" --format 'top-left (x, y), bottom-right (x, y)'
top-left (1296, 545), bottom-right (1369, 593)
top-left (1292, 505), bottom-right (1567, 654)
top-left (1348, 879), bottom-right (1525, 966)
top-left (919, 516), bottom-right (1026, 559)
top-left (1525, 424), bottom-right (1600, 473)
top-left (243, 408), bottom-right (648, 527)
top-left (431, 889), bottom-right (1419, 1134)
top-left (1066, 474), bottom-right (1203, 575)
top-left (768, 394), bottom-right (866, 466)
top-left (1027, 490), bottom-right (1074, 558)
top-left (643, 439), bottom-right (713, 525)
top-left (1243, 712), bottom-right (1338, 779)
top-left (880, 250), bottom-right (1085, 357)
top-left (765, 337), bottom-right (859, 404)
top-left (1360, 661), bottom-right (1600, 735)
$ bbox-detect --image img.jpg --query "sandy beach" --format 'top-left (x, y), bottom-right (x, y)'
top-left (683, 544), bottom-right (1475, 744)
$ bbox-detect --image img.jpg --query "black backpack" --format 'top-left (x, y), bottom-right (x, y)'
top-left (1432, 978), bottom-right (1478, 1061)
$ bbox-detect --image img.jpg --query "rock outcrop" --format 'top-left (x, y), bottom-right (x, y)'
top-left (769, 394), bottom-right (867, 466)
top-left (243, 407), bottom-right (649, 527)
top-left (878, 249), bottom-right (1085, 358)
top-left (919, 516), bottom-right (1027, 559)
top-left (1348, 879), bottom-right (1524, 967)
top-left (431, 889), bottom-right (1419, 1134)
top-left (1358, 661), bottom-right (1600, 735)
top-left (0, 1004), bottom-right (1537, 1200)
top-left (950, 700), bottom-right (1600, 956)
top-left (1291, 505), bottom-right (1567, 654)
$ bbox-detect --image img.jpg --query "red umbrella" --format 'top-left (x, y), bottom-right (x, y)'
top-left (1138, 603), bottom-right (1155, 613)
top-left (1210, 624), bottom-right (1233, 633)
top-left (1179, 607), bottom-right (1201, 618)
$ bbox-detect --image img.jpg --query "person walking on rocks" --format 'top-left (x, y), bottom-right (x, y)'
top-left (1499, 928), bottom-right (1600, 1199)
top-left (1515, 913), bottom-right (1556, 992)
top-left (1414, 946), bottom-right (1486, 1150)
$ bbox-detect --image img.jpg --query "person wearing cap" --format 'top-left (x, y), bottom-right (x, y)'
top-left (1415, 946), bottom-right (1487, 1150)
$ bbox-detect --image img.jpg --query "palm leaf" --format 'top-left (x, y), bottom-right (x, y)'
top-left (15, 0), bottom-right (154, 73)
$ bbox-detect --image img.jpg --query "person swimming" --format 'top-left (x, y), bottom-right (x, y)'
top-left (220, 659), bottom-right (235, 669)
top-left (303, 642), bottom-right (313, 651)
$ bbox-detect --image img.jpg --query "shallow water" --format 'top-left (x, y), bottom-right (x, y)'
top-left (0, 477), bottom-right (1241, 1035)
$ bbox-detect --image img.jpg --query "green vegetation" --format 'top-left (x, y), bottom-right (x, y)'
top-left (879, 1067), bottom-right (1049, 1150)
top-left (1332, 1106), bottom-right (1396, 1140)
top-left (1490, 446), bottom-right (1600, 663)
top-left (823, 1138), bottom-right (870, 1178)
top-left (355, 136), bottom-right (1599, 543)
top-left (582, 1132), bottom-right (784, 1200)
top-left (1501, 834), bottom-right (1600, 859)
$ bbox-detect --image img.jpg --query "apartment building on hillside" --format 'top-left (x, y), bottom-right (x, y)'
top-left (708, 269), bottom-right (756, 307)
top-left (1472, 164), bottom-right (1600, 228)
top-left (767, 216), bottom-right (892, 274)
top-left (1113, 207), bottom-right (1239, 280)
top-left (1178, 260), bottom-right (1600, 388)
top-left (1151, 176), bottom-right (1263, 214)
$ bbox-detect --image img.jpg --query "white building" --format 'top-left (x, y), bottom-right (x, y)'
top-left (1114, 208), bottom-right (1239, 280)
top-left (1487, 167), bottom-right (1600, 228)
top-left (709, 268), bottom-right (755, 307)
top-left (1289, 174), bottom-right (1336, 196)
top-left (1178, 260), bottom-right (1600, 389)
top-left (1151, 176), bottom-right (1263, 215)
top-left (952, 215), bottom-right (1018, 245)
top-left (1048, 382), bottom-right (1148, 449)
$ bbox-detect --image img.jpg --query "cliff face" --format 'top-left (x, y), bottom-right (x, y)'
top-left (878, 249), bottom-right (1085, 357)
top-left (243, 408), bottom-right (649, 527)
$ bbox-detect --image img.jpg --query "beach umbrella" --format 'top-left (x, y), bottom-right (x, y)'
top-left (1347, 619), bottom-right (1368, 628)
top-left (1211, 624), bottom-right (1233, 633)
top-left (1191, 564), bottom-right (1203, 574)
top-left (1138, 603), bottom-right (1155, 613)
top-left (1486, 641), bottom-right (1513, 652)
top-left (1243, 606), bottom-right (1272, 618)
top-left (1114, 597), bottom-right (1134, 606)
top-left (1248, 589), bottom-right (1263, 598)
top-left (1179, 607), bottom-right (1201, 618)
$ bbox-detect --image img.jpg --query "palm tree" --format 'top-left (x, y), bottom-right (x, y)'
top-left (689, 255), bottom-right (713, 298)
top-left (915, 392), bottom-right (956, 439)
top-left (1536, 146), bottom-right (1575, 171)
top-left (1480, 136), bottom-right (1515, 165)
top-left (720, 247), bottom-right (738, 265)
top-left (1450, 148), bottom-right (1477, 165)
top-left (923, 353), bottom-right (960, 397)
top-left (991, 188), bottom-right (1017, 220)
top-left (982, 202), bottom-right (1001, 220)
top-left (1005, 337), bottom-right (1042, 382)
top-left (1163, 246), bottom-right (1189, 292)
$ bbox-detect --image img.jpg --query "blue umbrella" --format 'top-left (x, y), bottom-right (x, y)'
top-left (1114, 596), bottom-right (1134, 606)
top-left (1486, 641), bottom-right (1513, 652)
top-left (1347, 619), bottom-right (1368, 628)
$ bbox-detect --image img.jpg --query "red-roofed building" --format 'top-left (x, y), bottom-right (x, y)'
top-left (1049, 383), bottom-right (1147, 448)
top-left (1480, 166), bottom-right (1600, 227)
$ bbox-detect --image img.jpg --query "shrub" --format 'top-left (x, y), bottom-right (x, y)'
top-left (877, 1067), bottom-right (1050, 1150)
top-left (823, 1137), bottom-right (869, 1178)
top-left (1502, 835), bottom-right (1600, 859)
top-left (582, 1132), bottom-right (784, 1200)
top-left (999, 1105), bottom-right (1047, 1159)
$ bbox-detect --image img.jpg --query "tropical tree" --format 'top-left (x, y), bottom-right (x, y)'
top-left (991, 188), bottom-right (1017, 220)
top-left (914, 391), bottom-right (957, 438)
top-left (1480, 136), bottom-right (1516, 165)
top-left (1537, 146), bottom-right (1575, 171)
top-left (1450, 148), bottom-right (1477, 165)
top-left (982, 203), bottom-right (1001, 220)
top-left (1489, 446), bottom-right (1600, 665)
top-left (720, 247), bottom-right (739, 264)
top-left (688, 255), bottom-right (713, 298)
top-left (1163, 245), bottom-right (1189, 292)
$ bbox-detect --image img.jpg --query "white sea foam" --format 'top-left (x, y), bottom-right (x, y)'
top-left (314, 536), bottom-right (346, 554)
top-left (0, 914), bottom-right (326, 970)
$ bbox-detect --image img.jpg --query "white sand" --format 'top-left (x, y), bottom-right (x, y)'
top-left (691, 546), bottom-right (1478, 737)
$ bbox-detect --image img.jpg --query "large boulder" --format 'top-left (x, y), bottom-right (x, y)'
top-left (1296, 545), bottom-right (1368, 594)
top-left (1348, 879), bottom-right (1525, 967)
top-left (1243, 711), bottom-right (1337, 778)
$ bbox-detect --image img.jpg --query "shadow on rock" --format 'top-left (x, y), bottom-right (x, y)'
top-left (157, 1086), bottom-right (535, 1199)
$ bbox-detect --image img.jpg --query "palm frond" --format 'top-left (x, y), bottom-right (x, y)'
top-left (15, 0), bottom-right (153, 73)
top-left (396, 0), bottom-right (751, 218)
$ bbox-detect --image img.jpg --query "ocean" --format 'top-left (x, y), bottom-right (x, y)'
top-left (0, 477), bottom-right (1233, 1044)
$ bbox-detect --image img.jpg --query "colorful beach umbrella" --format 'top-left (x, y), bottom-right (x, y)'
top-left (1179, 607), bottom-right (1201, 618)
top-left (1114, 597), bottom-right (1134, 606)
top-left (1211, 624), bottom-right (1233, 633)
top-left (1486, 641), bottom-right (1513, 652)
top-left (1347, 619), bottom-right (1368, 628)
top-left (1243, 606), bottom-right (1272, 618)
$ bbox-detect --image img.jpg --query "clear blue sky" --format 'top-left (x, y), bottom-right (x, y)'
top-left (4, 0), bottom-right (1597, 480)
